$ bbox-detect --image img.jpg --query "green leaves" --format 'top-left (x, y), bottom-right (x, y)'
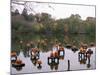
top-left (12, 9), bottom-right (96, 44)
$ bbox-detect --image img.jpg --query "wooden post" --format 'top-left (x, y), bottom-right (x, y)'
top-left (55, 65), bottom-right (58, 70)
top-left (20, 41), bottom-right (23, 50)
top-left (26, 47), bottom-right (30, 57)
top-left (67, 60), bottom-right (70, 71)
top-left (87, 55), bottom-right (91, 68)
top-left (37, 64), bottom-right (42, 69)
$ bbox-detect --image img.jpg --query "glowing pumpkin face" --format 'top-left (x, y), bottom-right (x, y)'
top-left (37, 60), bottom-right (42, 64)
top-left (55, 51), bottom-right (58, 57)
top-left (11, 52), bottom-right (17, 56)
top-left (32, 48), bottom-right (36, 53)
top-left (59, 47), bottom-right (64, 51)
top-left (16, 59), bottom-right (22, 64)
top-left (80, 47), bottom-right (84, 52)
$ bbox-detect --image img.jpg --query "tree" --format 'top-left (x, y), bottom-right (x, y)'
top-left (14, 9), bottom-right (20, 15)
top-left (66, 14), bottom-right (82, 33)
top-left (27, 13), bottom-right (35, 21)
top-left (22, 8), bottom-right (28, 20)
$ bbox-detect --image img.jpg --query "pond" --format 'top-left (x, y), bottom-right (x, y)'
top-left (12, 34), bottom-right (95, 51)
top-left (11, 34), bottom-right (96, 74)
top-left (11, 47), bottom-right (96, 74)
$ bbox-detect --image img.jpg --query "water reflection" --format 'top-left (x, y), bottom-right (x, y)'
top-left (78, 47), bottom-right (93, 68)
top-left (12, 34), bottom-right (95, 52)
top-left (11, 58), bottom-right (25, 71)
top-left (11, 34), bottom-right (95, 74)
top-left (11, 47), bottom-right (96, 74)
top-left (31, 59), bottom-right (37, 66)
top-left (50, 64), bottom-right (59, 70)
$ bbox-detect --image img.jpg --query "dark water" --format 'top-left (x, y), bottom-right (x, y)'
top-left (12, 34), bottom-right (95, 52)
